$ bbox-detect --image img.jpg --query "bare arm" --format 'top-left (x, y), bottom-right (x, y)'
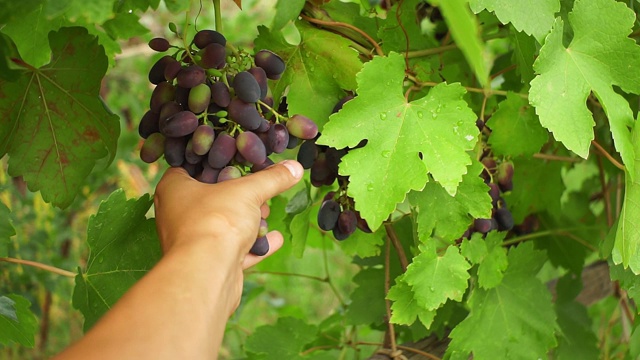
top-left (54, 161), bottom-right (303, 360)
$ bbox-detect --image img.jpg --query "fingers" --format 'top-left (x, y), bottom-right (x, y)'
top-left (242, 231), bottom-right (284, 269)
top-left (235, 160), bottom-right (303, 205)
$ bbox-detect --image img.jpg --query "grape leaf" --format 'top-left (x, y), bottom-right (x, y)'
top-left (0, 294), bottom-right (38, 347)
top-left (609, 262), bottom-right (640, 303)
top-left (64, 0), bottom-right (114, 24)
top-left (289, 207), bottom-right (313, 258)
top-left (0, 33), bottom-right (21, 82)
top-left (245, 317), bottom-right (318, 359)
top-left (529, 0), bottom-right (640, 176)
top-left (321, 0), bottom-right (379, 41)
top-left (254, 21), bottom-right (363, 129)
top-left (272, 0), bottom-right (305, 31)
top-left (0, 201), bottom-right (15, 257)
top-left (102, 13), bottom-right (148, 40)
top-left (409, 161), bottom-right (492, 242)
top-left (318, 53), bottom-right (478, 230)
top-left (511, 28), bottom-right (536, 85)
top-left (476, 232), bottom-right (508, 289)
top-left (0, 27), bottom-right (119, 209)
top-left (613, 117), bottom-right (640, 273)
top-left (113, 0), bottom-right (161, 12)
top-left (72, 189), bottom-right (161, 331)
top-left (447, 243), bottom-right (557, 359)
top-left (379, 0), bottom-right (436, 54)
top-left (469, 0), bottom-right (559, 43)
top-left (460, 233), bottom-right (488, 264)
top-left (430, 0), bottom-right (489, 85)
top-left (345, 268), bottom-right (386, 325)
top-left (487, 92), bottom-right (548, 157)
top-left (338, 228), bottom-right (384, 259)
top-left (387, 278), bottom-right (436, 327)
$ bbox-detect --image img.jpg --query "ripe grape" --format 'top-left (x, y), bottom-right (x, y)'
top-left (332, 227), bottom-right (349, 241)
top-left (248, 67), bottom-right (268, 100)
top-left (286, 115), bottom-right (318, 140)
top-left (150, 82), bottom-right (176, 112)
top-left (473, 218), bottom-right (493, 234)
top-left (192, 125), bottom-right (215, 155)
top-left (199, 43), bottom-right (226, 69)
top-left (174, 86), bottom-right (190, 108)
top-left (268, 123), bottom-right (289, 154)
top-left (140, 133), bottom-right (166, 163)
top-left (217, 166), bottom-right (242, 182)
top-left (250, 236), bottom-right (269, 256)
top-left (138, 110), bottom-right (160, 139)
top-left (149, 56), bottom-right (174, 84)
top-left (164, 58), bottom-right (182, 81)
top-left (227, 98), bottom-right (263, 130)
top-left (160, 111), bottom-right (199, 138)
top-left (181, 162), bottom-right (202, 177)
top-left (164, 136), bottom-right (188, 166)
top-left (337, 210), bottom-right (357, 236)
top-left (255, 49), bottom-right (285, 80)
top-left (211, 82), bottom-right (231, 107)
top-left (318, 200), bottom-right (341, 231)
top-left (355, 211), bottom-right (372, 233)
top-left (196, 162), bottom-right (220, 184)
top-left (236, 131), bottom-right (267, 165)
top-left (185, 139), bottom-right (203, 165)
top-left (497, 162), bottom-right (514, 192)
top-left (494, 207), bottom-right (514, 231)
top-left (251, 157), bottom-right (274, 172)
top-left (208, 133), bottom-right (237, 168)
top-left (233, 71), bottom-right (262, 103)
top-left (159, 101), bottom-right (183, 122)
top-left (297, 141), bottom-right (317, 169)
top-left (188, 83), bottom-right (211, 114)
top-left (176, 65), bottom-right (206, 88)
top-left (193, 29), bottom-right (226, 49)
top-left (287, 135), bottom-right (300, 149)
top-left (149, 38), bottom-right (170, 52)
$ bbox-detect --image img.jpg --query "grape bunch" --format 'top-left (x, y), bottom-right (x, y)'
top-left (297, 95), bottom-right (372, 241)
top-left (138, 27), bottom-right (319, 255)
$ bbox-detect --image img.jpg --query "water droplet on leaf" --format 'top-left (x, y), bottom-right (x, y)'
top-left (379, 112), bottom-right (387, 120)
top-left (381, 150), bottom-right (391, 158)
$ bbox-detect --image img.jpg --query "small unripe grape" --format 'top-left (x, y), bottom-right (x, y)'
top-left (188, 83), bottom-right (211, 114)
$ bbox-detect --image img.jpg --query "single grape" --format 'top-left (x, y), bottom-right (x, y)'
top-left (174, 86), bottom-right (190, 108)
top-left (355, 210), bottom-right (372, 233)
top-left (149, 38), bottom-right (170, 52)
top-left (333, 94), bottom-right (355, 113)
top-left (236, 131), bottom-right (267, 165)
top-left (233, 71), bottom-right (262, 103)
top-left (257, 119), bottom-right (270, 133)
top-left (337, 210), bottom-right (357, 236)
top-left (268, 123), bottom-right (289, 154)
top-left (164, 136), bottom-right (188, 167)
top-left (176, 65), bottom-right (206, 89)
top-left (249, 236), bottom-right (269, 256)
top-left (210, 82), bottom-right (231, 107)
top-left (251, 157), bottom-right (274, 172)
top-left (287, 135), bottom-right (300, 149)
top-left (148, 55), bottom-right (174, 85)
top-left (317, 200), bottom-right (341, 231)
top-left (248, 67), bottom-right (268, 100)
top-left (140, 133), bottom-right (166, 163)
top-left (325, 147), bottom-right (346, 174)
top-left (185, 139), bottom-right (203, 165)
top-left (208, 133), bottom-right (237, 168)
top-left (198, 43), bottom-right (226, 69)
top-left (497, 162), bottom-right (514, 192)
top-left (196, 162), bottom-right (220, 184)
top-left (227, 98), bottom-right (263, 131)
top-left (181, 161), bottom-right (202, 177)
top-left (473, 218), bottom-right (493, 234)
top-left (192, 125), bottom-right (215, 155)
top-left (310, 153), bottom-right (332, 186)
top-left (488, 183), bottom-right (500, 207)
top-left (332, 227), bottom-right (350, 241)
top-left (494, 207), bottom-right (514, 231)
top-left (476, 119), bottom-right (485, 131)
top-left (297, 140), bottom-right (318, 169)
top-left (188, 83), bottom-right (211, 114)
top-left (255, 49), bottom-right (285, 80)
top-left (217, 166), bottom-right (242, 182)
top-left (193, 29), bottom-right (226, 49)
top-left (256, 131), bottom-right (272, 155)
top-left (164, 59), bottom-right (182, 81)
top-left (159, 101), bottom-right (183, 122)
top-left (286, 115), bottom-right (318, 140)
top-left (160, 111), bottom-right (199, 137)
top-left (138, 110), bottom-right (160, 139)
top-left (150, 82), bottom-right (176, 113)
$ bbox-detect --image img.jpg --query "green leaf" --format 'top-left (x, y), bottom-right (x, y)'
top-left (285, 186), bottom-right (311, 215)
top-left (613, 118), bottom-right (640, 272)
top-left (0, 294), bottom-right (38, 347)
top-left (0, 33), bottom-right (22, 82)
top-left (430, 0), bottom-right (489, 85)
top-left (245, 317), bottom-right (318, 359)
top-left (387, 278), bottom-right (436, 327)
top-left (487, 92), bottom-right (548, 157)
top-left (163, 0), bottom-right (189, 13)
top-left (289, 207), bottom-right (313, 258)
top-left (102, 13), bottom-right (148, 40)
top-left (0, 201), bottom-right (15, 257)
top-left (339, 228), bottom-right (384, 259)
top-left (403, 245), bottom-right (470, 310)
top-left (318, 53), bottom-right (478, 230)
top-left (64, 0), bottom-right (114, 24)
top-left (460, 233), bottom-right (488, 264)
top-left (346, 268), bottom-right (386, 325)
top-left (447, 243), bottom-right (558, 359)
top-left (510, 28), bottom-right (536, 85)
top-left (379, 0), bottom-right (436, 54)
top-left (609, 262), bottom-right (640, 303)
top-left (469, 0), bottom-right (559, 43)
top-left (72, 190), bottom-right (161, 331)
top-left (476, 232), bottom-right (508, 289)
top-left (0, 0), bottom-right (46, 24)
top-left (255, 22), bottom-right (363, 129)
top-left (409, 161), bottom-right (492, 242)
top-left (272, 0), bottom-right (305, 31)
top-left (0, 27), bottom-right (119, 208)
top-left (529, 0), bottom-right (640, 175)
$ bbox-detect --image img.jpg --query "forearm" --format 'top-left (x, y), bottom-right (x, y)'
top-left (55, 238), bottom-right (243, 360)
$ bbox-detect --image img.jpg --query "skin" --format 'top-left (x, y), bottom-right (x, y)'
top-left (53, 160), bottom-right (304, 360)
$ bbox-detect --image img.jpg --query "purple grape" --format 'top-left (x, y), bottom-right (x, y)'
top-left (217, 166), bottom-right (242, 182)
top-left (332, 227), bottom-right (349, 241)
top-left (268, 123), bottom-right (289, 154)
top-left (248, 67), bottom-right (268, 100)
top-left (160, 111), bottom-right (198, 137)
top-left (258, 219), bottom-right (269, 237)
top-left (227, 98), bottom-right (263, 130)
top-left (333, 94), bottom-right (354, 113)
top-left (255, 49), bottom-right (285, 80)
top-left (181, 162), bottom-right (202, 177)
top-left (233, 71), bottom-right (261, 103)
top-left (286, 115), bottom-right (318, 140)
top-left (192, 125), bottom-right (215, 155)
top-left (251, 157), bottom-right (274, 172)
top-left (193, 29), bottom-right (226, 49)
top-left (159, 101), bottom-right (183, 122)
top-left (494, 207), bottom-right (514, 231)
top-left (337, 210), bottom-right (357, 236)
top-left (249, 236), bottom-right (269, 256)
top-left (318, 200), bottom-right (341, 231)
top-left (210, 82), bottom-right (231, 107)
top-left (488, 183), bottom-right (500, 207)
top-left (355, 211), bottom-right (372, 233)
top-left (208, 133), bottom-right (237, 168)
top-left (196, 162), bottom-right (220, 184)
top-left (473, 218), bottom-right (493, 234)
top-left (164, 136), bottom-right (188, 167)
top-left (148, 55), bottom-right (174, 84)
top-left (140, 133), bottom-right (165, 163)
top-left (150, 82), bottom-right (176, 113)
top-left (138, 110), bottom-right (160, 139)
top-left (174, 86), bottom-right (190, 108)
top-left (287, 135), bottom-right (300, 149)
top-left (236, 131), bottom-right (267, 165)
top-left (497, 162), bottom-right (514, 192)
top-left (199, 43), bottom-right (226, 69)
top-left (188, 83), bottom-right (211, 114)
top-left (176, 65), bottom-right (206, 88)
top-left (164, 59), bottom-right (182, 81)
top-left (185, 139), bottom-right (203, 165)
top-left (297, 140), bottom-right (318, 169)
top-left (257, 119), bottom-right (270, 133)
top-left (311, 153), bottom-right (331, 186)
top-left (149, 38), bottom-right (170, 52)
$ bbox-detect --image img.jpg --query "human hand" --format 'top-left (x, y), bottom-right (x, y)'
top-left (153, 160), bottom-right (303, 268)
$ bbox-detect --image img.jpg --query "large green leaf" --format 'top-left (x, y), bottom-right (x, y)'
top-left (469, 0), bottom-right (560, 43)
top-left (0, 294), bottom-right (38, 347)
top-left (318, 53), bottom-right (478, 230)
top-left (244, 317), bottom-right (319, 359)
top-left (529, 0), bottom-right (640, 175)
top-left (72, 189), bottom-right (161, 331)
top-left (447, 243), bottom-right (558, 359)
top-left (255, 21), bottom-right (363, 129)
top-left (0, 27), bottom-right (119, 208)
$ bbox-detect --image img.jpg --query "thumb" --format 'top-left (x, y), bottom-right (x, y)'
top-left (235, 160), bottom-right (304, 204)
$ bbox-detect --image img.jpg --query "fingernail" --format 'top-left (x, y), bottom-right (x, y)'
top-left (282, 160), bottom-right (303, 179)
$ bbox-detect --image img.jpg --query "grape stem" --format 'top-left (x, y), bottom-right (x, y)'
top-left (384, 223), bottom-right (408, 272)
top-left (212, 0), bottom-right (222, 33)
top-left (0, 257), bottom-right (76, 278)
top-left (383, 236), bottom-right (399, 355)
top-left (181, 12), bottom-right (197, 64)
top-left (407, 74), bottom-right (528, 99)
top-left (591, 140), bottom-right (625, 171)
top-left (257, 100), bottom-right (286, 123)
top-left (300, 14), bottom-right (384, 57)
top-left (502, 227), bottom-right (600, 251)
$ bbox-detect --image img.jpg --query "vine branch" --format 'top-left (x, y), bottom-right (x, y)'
top-left (591, 140), bottom-right (625, 171)
top-left (0, 257), bottom-right (76, 278)
top-left (383, 236), bottom-right (399, 356)
top-left (384, 223), bottom-right (408, 272)
top-left (300, 14), bottom-right (384, 57)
